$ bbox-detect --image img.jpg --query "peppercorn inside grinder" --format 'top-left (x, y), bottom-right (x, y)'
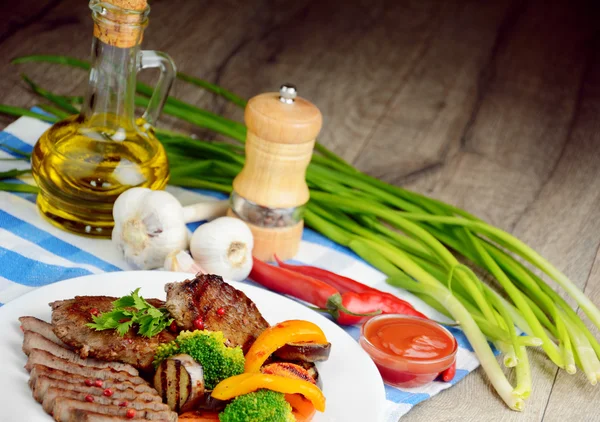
top-left (227, 85), bottom-right (322, 261)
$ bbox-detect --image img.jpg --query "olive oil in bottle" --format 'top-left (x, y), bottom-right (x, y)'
top-left (31, 0), bottom-right (175, 237)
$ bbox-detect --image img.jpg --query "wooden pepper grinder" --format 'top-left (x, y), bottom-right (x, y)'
top-left (228, 84), bottom-right (322, 261)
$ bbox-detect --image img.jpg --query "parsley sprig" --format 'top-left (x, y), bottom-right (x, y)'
top-left (87, 288), bottom-right (173, 338)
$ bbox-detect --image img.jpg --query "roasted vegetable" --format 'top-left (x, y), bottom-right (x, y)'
top-left (212, 373), bottom-right (325, 412)
top-left (244, 320), bottom-right (328, 373)
top-left (179, 410), bottom-right (220, 421)
top-left (260, 362), bottom-right (316, 385)
top-left (154, 330), bottom-right (245, 389)
top-left (153, 354), bottom-right (205, 413)
top-left (219, 389), bottom-right (294, 422)
top-left (274, 342), bottom-right (331, 363)
top-left (285, 393), bottom-right (316, 422)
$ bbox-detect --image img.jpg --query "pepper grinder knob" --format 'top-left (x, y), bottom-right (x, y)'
top-left (228, 84), bottom-right (322, 261)
top-left (279, 84), bottom-right (297, 104)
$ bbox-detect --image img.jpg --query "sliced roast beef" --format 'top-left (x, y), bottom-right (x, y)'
top-left (52, 398), bottom-right (178, 422)
top-left (26, 349), bottom-right (146, 385)
top-left (42, 387), bottom-right (169, 414)
top-left (19, 316), bottom-right (68, 347)
top-left (50, 296), bottom-right (175, 371)
top-left (68, 410), bottom-right (134, 422)
top-left (23, 331), bottom-right (139, 376)
top-left (165, 274), bottom-right (269, 352)
top-left (29, 365), bottom-right (157, 397)
top-left (32, 375), bottom-right (161, 404)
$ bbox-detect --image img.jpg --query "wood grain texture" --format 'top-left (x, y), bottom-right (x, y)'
top-left (2, 0), bottom-right (600, 420)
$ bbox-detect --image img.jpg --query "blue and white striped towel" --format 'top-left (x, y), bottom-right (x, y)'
top-left (0, 112), bottom-right (480, 421)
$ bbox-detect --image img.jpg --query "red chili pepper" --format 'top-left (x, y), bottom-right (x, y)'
top-left (251, 257), bottom-right (339, 308)
top-left (337, 291), bottom-right (427, 325)
top-left (275, 255), bottom-right (378, 294)
top-left (440, 362), bottom-right (456, 382)
top-left (250, 257), bottom-right (379, 324)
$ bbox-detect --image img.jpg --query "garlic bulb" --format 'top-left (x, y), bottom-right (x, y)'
top-left (112, 188), bottom-right (189, 270)
top-left (189, 217), bottom-right (254, 282)
top-left (164, 250), bottom-right (206, 274)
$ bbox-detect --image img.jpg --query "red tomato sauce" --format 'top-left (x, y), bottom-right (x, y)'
top-left (360, 315), bottom-right (457, 388)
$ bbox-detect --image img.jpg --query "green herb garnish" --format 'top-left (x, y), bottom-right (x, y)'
top-left (87, 288), bottom-right (173, 338)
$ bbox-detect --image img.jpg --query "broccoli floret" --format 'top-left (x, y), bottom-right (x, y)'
top-left (219, 389), bottom-right (294, 422)
top-left (153, 330), bottom-right (244, 389)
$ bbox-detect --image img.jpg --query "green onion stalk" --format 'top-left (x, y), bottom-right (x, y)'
top-left (2, 54), bottom-right (600, 410)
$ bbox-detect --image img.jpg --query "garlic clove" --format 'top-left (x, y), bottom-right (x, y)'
top-left (189, 217), bottom-right (254, 282)
top-left (164, 250), bottom-right (206, 274)
top-left (112, 188), bottom-right (189, 270)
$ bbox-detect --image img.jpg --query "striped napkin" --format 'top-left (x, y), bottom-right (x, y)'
top-left (0, 112), bottom-right (480, 421)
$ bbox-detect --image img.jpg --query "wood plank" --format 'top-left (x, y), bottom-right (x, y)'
top-left (352, 0), bottom-right (513, 182)
top-left (212, 0), bottom-right (458, 161)
top-left (532, 49), bottom-right (600, 422)
top-left (401, 0), bottom-right (596, 421)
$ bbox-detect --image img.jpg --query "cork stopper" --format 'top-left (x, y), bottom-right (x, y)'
top-left (91, 0), bottom-right (149, 48)
top-left (105, 0), bottom-right (147, 10)
top-left (245, 85), bottom-right (322, 145)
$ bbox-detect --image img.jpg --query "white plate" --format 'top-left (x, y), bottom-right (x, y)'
top-left (0, 271), bottom-right (386, 422)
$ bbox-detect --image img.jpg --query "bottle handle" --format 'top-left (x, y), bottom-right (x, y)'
top-left (138, 50), bottom-right (177, 126)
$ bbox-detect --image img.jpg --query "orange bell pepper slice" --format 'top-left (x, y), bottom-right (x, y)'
top-left (211, 373), bottom-right (326, 412)
top-left (286, 393), bottom-right (317, 421)
top-left (244, 320), bottom-right (328, 373)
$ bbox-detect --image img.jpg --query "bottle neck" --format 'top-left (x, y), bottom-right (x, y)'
top-left (81, 37), bottom-right (139, 131)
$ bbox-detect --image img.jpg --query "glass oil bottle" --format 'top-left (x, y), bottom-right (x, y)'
top-left (31, 0), bottom-right (175, 237)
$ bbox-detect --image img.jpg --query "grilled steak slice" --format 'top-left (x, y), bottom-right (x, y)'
top-left (67, 410), bottom-right (132, 422)
top-left (69, 409), bottom-right (172, 422)
top-left (50, 296), bottom-right (175, 371)
top-left (32, 375), bottom-right (161, 404)
top-left (30, 367), bottom-right (157, 400)
top-left (42, 387), bottom-right (169, 414)
top-left (26, 349), bottom-right (147, 385)
top-left (23, 331), bottom-right (139, 376)
top-left (165, 274), bottom-right (269, 352)
top-left (19, 316), bottom-right (68, 347)
top-left (69, 410), bottom-right (131, 422)
top-left (53, 398), bottom-right (178, 422)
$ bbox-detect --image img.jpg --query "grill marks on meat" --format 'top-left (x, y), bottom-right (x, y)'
top-left (23, 330), bottom-right (139, 376)
top-left (19, 315), bottom-right (177, 422)
top-left (50, 296), bottom-right (175, 371)
top-left (165, 274), bottom-right (269, 352)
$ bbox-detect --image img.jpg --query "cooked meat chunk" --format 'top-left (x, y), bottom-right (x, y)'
top-left (165, 274), bottom-right (269, 352)
top-left (29, 365), bottom-right (158, 397)
top-left (26, 349), bottom-right (147, 385)
top-left (23, 331), bottom-right (139, 376)
top-left (53, 398), bottom-right (177, 422)
top-left (19, 316), bottom-right (68, 347)
top-left (50, 296), bottom-right (175, 371)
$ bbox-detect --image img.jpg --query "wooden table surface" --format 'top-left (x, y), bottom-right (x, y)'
top-left (2, 0), bottom-right (600, 420)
